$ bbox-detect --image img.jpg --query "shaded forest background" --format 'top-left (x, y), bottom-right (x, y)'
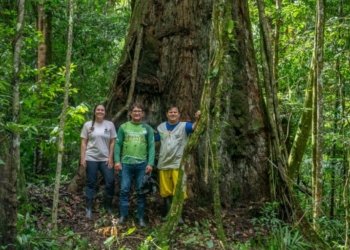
top-left (1, 0), bottom-right (350, 249)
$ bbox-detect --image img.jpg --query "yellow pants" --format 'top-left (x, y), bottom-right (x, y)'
top-left (159, 169), bottom-right (187, 198)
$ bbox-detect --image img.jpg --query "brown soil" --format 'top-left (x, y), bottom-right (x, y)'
top-left (27, 184), bottom-right (266, 249)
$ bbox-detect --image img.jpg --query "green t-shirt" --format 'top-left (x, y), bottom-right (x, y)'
top-left (114, 121), bottom-right (155, 166)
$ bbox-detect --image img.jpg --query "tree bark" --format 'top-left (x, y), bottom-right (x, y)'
top-left (312, 0), bottom-right (325, 231)
top-left (287, 57), bottom-right (314, 180)
top-left (344, 150), bottom-right (350, 248)
top-left (52, 0), bottom-right (74, 230)
top-left (34, 0), bottom-right (49, 174)
top-left (0, 0), bottom-right (25, 248)
top-left (330, 58), bottom-right (342, 219)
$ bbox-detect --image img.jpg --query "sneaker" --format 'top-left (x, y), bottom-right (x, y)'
top-left (138, 218), bottom-right (146, 227)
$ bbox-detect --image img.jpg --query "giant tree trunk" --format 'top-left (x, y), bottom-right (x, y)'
top-left (217, 0), bottom-right (270, 204)
top-left (106, 0), bottom-right (270, 205)
top-left (106, 0), bottom-right (211, 125)
top-left (105, 0), bottom-right (213, 199)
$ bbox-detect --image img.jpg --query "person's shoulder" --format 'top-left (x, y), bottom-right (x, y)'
top-left (120, 121), bottom-right (129, 128)
top-left (103, 120), bottom-right (115, 126)
top-left (83, 120), bottom-right (92, 127)
top-left (180, 121), bottom-right (191, 128)
top-left (158, 121), bottom-right (166, 126)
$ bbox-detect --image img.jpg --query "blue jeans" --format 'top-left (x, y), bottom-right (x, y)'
top-left (86, 161), bottom-right (114, 200)
top-left (119, 162), bottom-right (147, 219)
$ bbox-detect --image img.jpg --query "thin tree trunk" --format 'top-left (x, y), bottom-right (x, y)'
top-left (273, 0), bottom-right (281, 89)
top-left (330, 58), bottom-right (342, 219)
top-left (52, 0), bottom-right (74, 231)
top-left (0, 0), bottom-right (25, 248)
top-left (287, 58), bottom-right (314, 179)
top-left (37, 0), bottom-right (47, 79)
top-left (256, 0), bottom-right (288, 164)
top-left (256, 0), bottom-right (288, 205)
top-left (344, 150), bottom-right (350, 247)
top-left (312, 0), bottom-right (325, 231)
top-left (34, 0), bottom-right (48, 174)
top-left (205, 0), bottom-right (235, 246)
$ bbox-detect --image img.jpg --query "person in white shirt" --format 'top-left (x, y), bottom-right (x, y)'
top-left (80, 104), bottom-right (116, 219)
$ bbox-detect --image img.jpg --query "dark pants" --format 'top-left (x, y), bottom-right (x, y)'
top-left (86, 161), bottom-right (114, 200)
top-left (119, 162), bottom-right (146, 219)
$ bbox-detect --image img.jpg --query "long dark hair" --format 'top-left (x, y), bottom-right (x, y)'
top-left (90, 104), bottom-right (105, 132)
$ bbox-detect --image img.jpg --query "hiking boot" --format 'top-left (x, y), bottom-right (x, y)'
top-left (104, 197), bottom-right (113, 214)
top-left (118, 216), bottom-right (126, 225)
top-left (86, 198), bottom-right (93, 219)
top-left (86, 208), bottom-right (92, 219)
top-left (138, 218), bottom-right (146, 228)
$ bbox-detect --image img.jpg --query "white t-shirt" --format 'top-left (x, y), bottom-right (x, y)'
top-left (80, 120), bottom-right (116, 161)
top-left (157, 122), bottom-right (188, 170)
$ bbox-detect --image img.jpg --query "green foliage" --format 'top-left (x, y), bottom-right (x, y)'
top-left (137, 235), bottom-right (162, 250)
top-left (232, 225), bottom-right (312, 250)
top-left (16, 211), bottom-right (89, 249)
top-left (266, 226), bottom-right (311, 250)
top-left (0, 7), bottom-right (16, 130)
top-left (175, 219), bottom-right (216, 249)
top-left (103, 226), bottom-right (138, 249)
top-left (239, 202), bottom-right (311, 249)
top-left (0, 0), bottom-right (130, 184)
top-left (251, 202), bottom-right (283, 232)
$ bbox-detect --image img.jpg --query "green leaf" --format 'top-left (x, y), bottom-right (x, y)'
top-left (103, 235), bottom-right (117, 247)
top-left (206, 240), bottom-right (214, 248)
top-left (122, 227), bottom-right (136, 236)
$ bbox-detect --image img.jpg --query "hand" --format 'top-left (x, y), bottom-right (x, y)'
top-left (114, 163), bottom-right (122, 172)
top-left (107, 158), bottom-right (114, 169)
top-left (195, 110), bottom-right (201, 120)
top-left (145, 165), bottom-right (153, 174)
top-left (80, 160), bottom-right (86, 168)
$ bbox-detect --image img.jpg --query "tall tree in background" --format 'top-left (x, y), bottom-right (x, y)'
top-left (312, 0), bottom-right (325, 231)
top-left (34, 0), bottom-right (51, 173)
top-left (52, 0), bottom-right (74, 230)
top-left (0, 0), bottom-right (25, 247)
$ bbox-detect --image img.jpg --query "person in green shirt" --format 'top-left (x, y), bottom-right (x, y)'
top-left (114, 103), bottom-right (155, 227)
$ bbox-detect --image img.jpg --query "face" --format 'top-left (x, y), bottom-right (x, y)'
top-left (130, 106), bottom-right (144, 123)
top-left (166, 107), bottom-right (180, 124)
top-left (94, 105), bottom-right (106, 120)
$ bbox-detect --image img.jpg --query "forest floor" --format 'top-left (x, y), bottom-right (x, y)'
top-left (27, 184), bottom-right (269, 249)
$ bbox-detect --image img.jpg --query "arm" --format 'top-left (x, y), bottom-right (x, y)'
top-left (146, 126), bottom-right (155, 173)
top-left (80, 138), bottom-right (88, 168)
top-left (107, 139), bottom-right (115, 168)
top-left (192, 110), bottom-right (201, 130)
top-left (114, 127), bottom-right (124, 171)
